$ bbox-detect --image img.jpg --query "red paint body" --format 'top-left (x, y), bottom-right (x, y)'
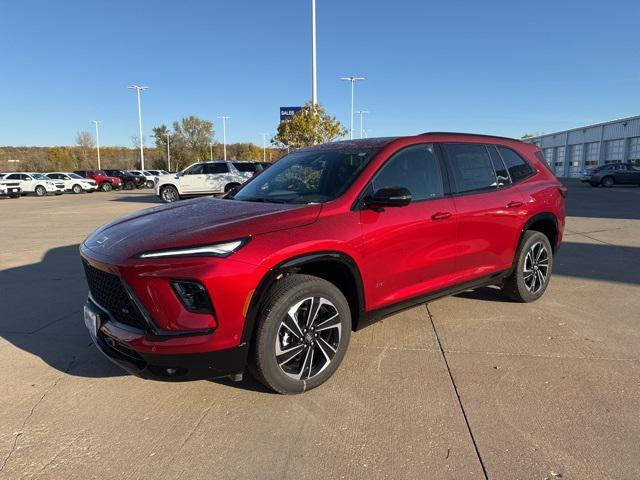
top-left (80, 133), bottom-right (565, 378)
top-left (77, 170), bottom-right (122, 189)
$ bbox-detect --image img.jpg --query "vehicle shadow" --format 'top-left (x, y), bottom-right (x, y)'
top-left (0, 244), bottom-right (126, 378)
top-left (109, 192), bottom-right (161, 204)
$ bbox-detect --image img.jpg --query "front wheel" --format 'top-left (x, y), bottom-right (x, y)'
top-left (502, 231), bottom-right (553, 302)
top-left (160, 185), bottom-right (180, 203)
top-left (602, 176), bottom-right (614, 187)
top-left (72, 184), bottom-right (83, 194)
top-left (35, 185), bottom-right (46, 197)
top-left (124, 181), bottom-right (134, 190)
top-left (101, 182), bottom-right (112, 192)
top-left (251, 274), bottom-right (351, 394)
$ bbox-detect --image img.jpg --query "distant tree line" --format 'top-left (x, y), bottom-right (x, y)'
top-left (0, 116), bottom-right (285, 173)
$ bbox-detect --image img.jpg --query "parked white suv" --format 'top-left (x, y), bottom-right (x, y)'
top-left (1, 173), bottom-right (65, 196)
top-left (155, 161), bottom-right (248, 203)
top-left (0, 177), bottom-right (22, 198)
top-left (46, 172), bottom-right (98, 193)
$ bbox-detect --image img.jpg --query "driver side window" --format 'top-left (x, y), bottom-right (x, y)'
top-left (185, 164), bottom-right (205, 175)
top-left (371, 144), bottom-right (444, 201)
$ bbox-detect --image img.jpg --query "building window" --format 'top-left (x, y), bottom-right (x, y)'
top-left (544, 148), bottom-right (554, 164)
top-left (605, 139), bottom-right (624, 163)
top-left (569, 144), bottom-right (583, 164)
top-left (585, 142), bottom-right (600, 166)
top-left (629, 137), bottom-right (640, 163)
top-left (555, 146), bottom-right (565, 166)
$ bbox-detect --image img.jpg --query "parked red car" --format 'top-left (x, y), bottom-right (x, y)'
top-left (74, 170), bottom-right (122, 192)
top-left (80, 133), bottom-right (566, 393)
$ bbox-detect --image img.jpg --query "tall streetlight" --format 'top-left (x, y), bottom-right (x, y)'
top-left (164, 131), bottom-right (171, 171)
top-left (92, 120), bottom-right (102, 169)
top-left (128, 85), bottom-right (148, 169)
top-left (261, 133), bottom-right (269, 161)
top-left (217, 116), bottom-right (231, 160)
top-left (311, 0), bottom-right (317, 105)
top-left (209, 142), bottom-right (214, 161)
top-left (355, 110), bottom-right (369, 139)
top-left (340, 76), bottom-right (365, 140)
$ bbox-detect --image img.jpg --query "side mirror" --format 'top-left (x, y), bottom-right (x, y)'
top-left (364, 187), bottom-right (412, 209)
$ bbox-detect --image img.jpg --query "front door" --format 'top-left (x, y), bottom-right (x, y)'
top-left (359, 144), bottom-right (458, 311)
top-left (180, 164), bottom-right (207, 193)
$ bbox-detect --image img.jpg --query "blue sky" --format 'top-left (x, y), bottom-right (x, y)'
top-left (1, 0), bottom-right (639, 147)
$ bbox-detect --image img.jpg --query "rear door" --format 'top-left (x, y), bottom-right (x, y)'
top-left (204, 162), bottom-right (231, 192)
top-left (359, 143), bottom-right (458, 310)
top-left (442, 143), bottom-right (526, 283)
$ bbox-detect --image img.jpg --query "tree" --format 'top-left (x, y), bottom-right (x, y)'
top-left (76, 131), bottom-right (95, 168)
top-left (47, 147), bottom-right (78, 171)
top-left (273, 102), bottom-right (346, 150)
top-left (152, 116), bottom-right (214, 170)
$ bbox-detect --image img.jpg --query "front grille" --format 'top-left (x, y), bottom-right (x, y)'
top-left (82, 261), bottom-right (148, 330)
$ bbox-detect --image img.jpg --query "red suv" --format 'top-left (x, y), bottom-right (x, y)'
top-left (80, 133), bottom-right (566, 393)
top-left (74, 170), bottom-right (123, 192)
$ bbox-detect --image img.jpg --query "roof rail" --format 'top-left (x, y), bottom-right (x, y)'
top-left (419, 132), bottom-right (521, 142)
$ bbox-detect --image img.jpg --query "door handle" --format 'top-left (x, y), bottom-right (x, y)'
top-left (431, 211), bottom-right (452, 221)
top-left (506, 201), bottom-right (523, 208)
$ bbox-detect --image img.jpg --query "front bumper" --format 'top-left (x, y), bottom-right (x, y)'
top-left (85, 298), bottom-right (247, 381)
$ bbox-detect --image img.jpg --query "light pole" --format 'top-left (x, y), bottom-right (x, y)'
top-left (164, 131), bottom-right (171, 171)
top-left (92, 120), bottom-right (102, 169)
top-left (217, 116), bottom-right (231, 160)
top-left (340, 76), bottom-right (365, 140)
top-left (128, 85), bottom-right (148, 169)
top-left (209, 142), bottom-right (213, 161)
top-left (261, 133), bottom-right (269, 161)
top-left (355, 110), bottom-right (369, 139)
top-left (311, 0), bottom-right (317, 105)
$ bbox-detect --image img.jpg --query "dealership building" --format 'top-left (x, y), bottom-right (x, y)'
top-left (526, 114), bottom-right (640, 178)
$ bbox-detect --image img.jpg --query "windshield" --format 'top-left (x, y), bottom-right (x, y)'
top-left (68, 173), bottom-right (83, 179)
top-left (231, 147), bottom-right (379, 204)
top-left (32, 173), bottom-right (48, 180)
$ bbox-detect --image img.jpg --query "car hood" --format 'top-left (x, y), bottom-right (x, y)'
top-left (83, 196), bottom-right (322, 261)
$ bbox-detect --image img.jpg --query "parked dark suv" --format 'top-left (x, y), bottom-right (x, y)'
top-left (80, 132), bottom-right (566, 393)
top-left (102, 169), bottom-right (146, 190)
top-left (581, 163), bottom-right (640, 187)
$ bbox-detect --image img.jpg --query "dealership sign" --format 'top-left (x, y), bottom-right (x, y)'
top-left (280, 106), bottom-right (303, 122)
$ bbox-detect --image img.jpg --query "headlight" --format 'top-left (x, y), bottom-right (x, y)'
top-left (136, 238), bottom-right (249, 259)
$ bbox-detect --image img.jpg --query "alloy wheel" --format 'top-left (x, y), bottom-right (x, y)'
top-left (523, 241), bottom-right (549, 294)
top-left (275, 297), bottom-right (342, 381)
top-left (161, 187), bottom-right (178, 202)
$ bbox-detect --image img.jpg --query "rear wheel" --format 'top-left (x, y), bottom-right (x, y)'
top-left (160, 185), bottom-right (180, 203)
top-left (101, 182), bottom-right (112, 192)
top-left (124, 181), bottom-right (135, 190)
top-left (35, 185), bottom-right (46, 197)
top-left (224, 182), bottom-right (241, 193)
top-left (502, 231), bottom-right (553, 303)
top-left (602, 176), bottom-right (614, 187)
top-left (72, 184), bottom-right (83, 194)
top-left (145, 180), bottom-right (154, 188)
top-left (250, 274), bottom-right (351, 394)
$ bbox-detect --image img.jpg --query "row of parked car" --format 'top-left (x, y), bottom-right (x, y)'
top-left (0, 161), bottom-right (270, 199)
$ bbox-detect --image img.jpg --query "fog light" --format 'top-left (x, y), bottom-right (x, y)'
top-left (171, 280), bottom-right (214, 314)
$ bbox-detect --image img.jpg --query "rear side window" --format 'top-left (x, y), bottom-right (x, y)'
top-left (498, 147), bottom-right (536, 182)
top-left (442, 143), bottom-right (497, 194)
top-left (205, 163), bottom-right (229, 174)
top-left (372, 144), bottom-right (443, 201)
top-left (487, 146), bottom-right (511, 187)
top-left (233, 162), bottom-right (257, 172)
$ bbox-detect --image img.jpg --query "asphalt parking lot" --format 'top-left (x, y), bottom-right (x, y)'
top-left (1, 181), bottom-right (639, 480)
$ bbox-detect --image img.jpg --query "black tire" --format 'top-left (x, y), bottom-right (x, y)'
top-left (502, 231), bottom-right (554, 303)
top-left (145, 180), bottom-right (154, 189)
top-left (589, 182), bottom-right (599, 187)
top-left (124, 181), bottom-right (135, 190)
top-left (101, 182), bottom-right (113, 192)
top-left (9, 194), bottom-right (19, 199)
top-left (602, 176), bottom-right (614, 187)
top-left (35, 185), bottom-right (46, 197)
top-left (72, 184), bottom-right (83, 194)
top-left (224, 183), bottom-right (241, 193)
top-left (250, 274), bottom-right (351, 394)
top-left (160, 185), bottom-right (180, 203)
